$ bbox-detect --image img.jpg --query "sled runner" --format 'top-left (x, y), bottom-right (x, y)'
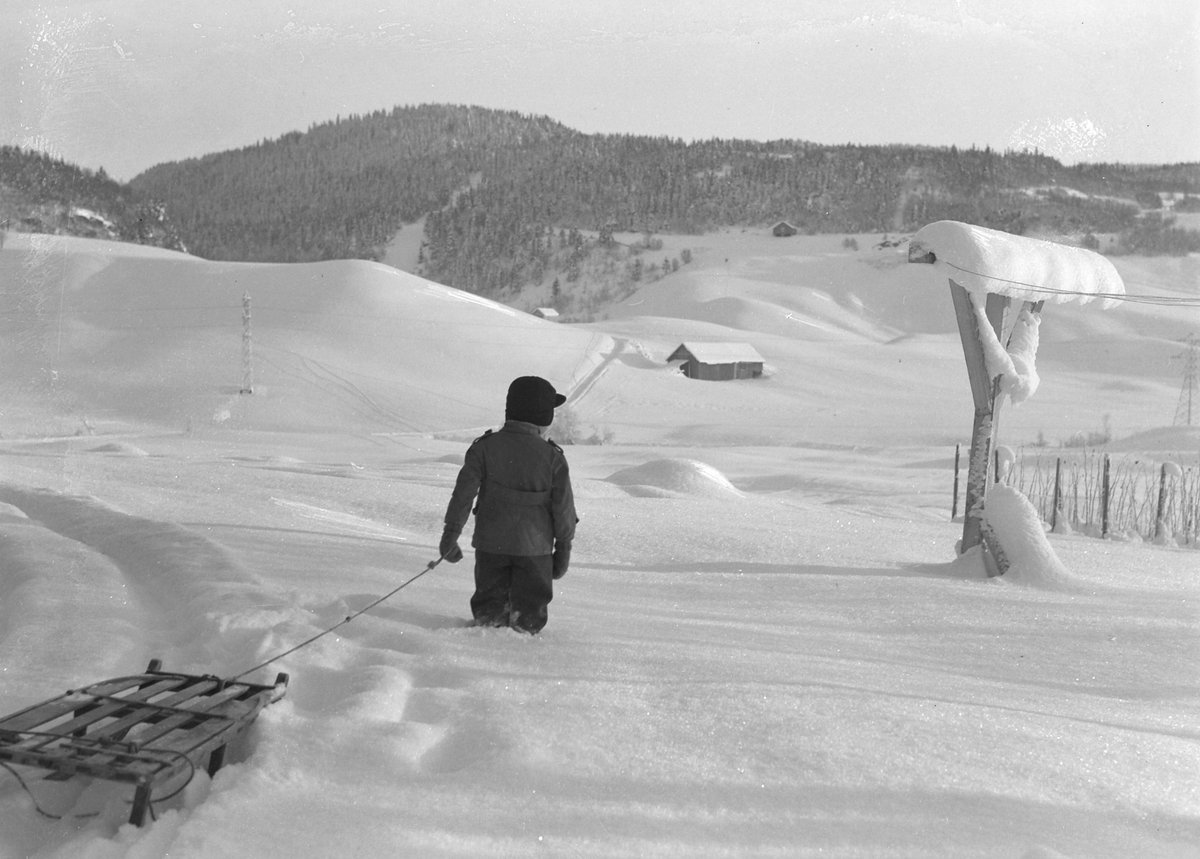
top-left (0, 659), bottom-right (288, 826)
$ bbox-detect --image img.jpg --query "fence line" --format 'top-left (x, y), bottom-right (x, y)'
top-left (964, 447), bottom-right (1200, 547)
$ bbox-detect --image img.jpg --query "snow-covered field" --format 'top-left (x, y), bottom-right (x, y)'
top-left (0, 230), bottom-right (1196, 858)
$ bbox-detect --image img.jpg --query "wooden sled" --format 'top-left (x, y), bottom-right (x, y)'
top-left (0, 659), bottom-right (288, 826)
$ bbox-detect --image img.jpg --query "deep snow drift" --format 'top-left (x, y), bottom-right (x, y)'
top-left (0, 230), bottom-right (1196, 859)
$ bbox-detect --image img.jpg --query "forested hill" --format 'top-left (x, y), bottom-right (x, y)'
top-left (129, 105), bottom-right (1200, 298)
top-left (9, 104), bottom-right (1200, 303)
top-left (0, 146), bottom-right (184, 251)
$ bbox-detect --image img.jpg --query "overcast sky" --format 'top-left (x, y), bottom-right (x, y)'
top-left (2, 0), bottom-right (1197, 182)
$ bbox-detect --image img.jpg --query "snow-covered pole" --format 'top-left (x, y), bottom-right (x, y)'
top-left (240, 292), bottom-right (253, 395)
top-left (945, 278), bottom-right (1013, 562)
top-left (908, 220), bottom-right (1125, 573)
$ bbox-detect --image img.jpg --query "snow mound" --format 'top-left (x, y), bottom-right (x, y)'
top-left (606, 458), bottom-right (744, 499)
top-left (1022, 847), bottom-right (1076, 859)
top-left (88, 442), bottom-right (150, 456)
top-left (983, 485), bottom-right (1078, 590)
top-left (0, 503), bottom-right (29, 519)
top-left (1108, 425), bottom-right (1200, 453)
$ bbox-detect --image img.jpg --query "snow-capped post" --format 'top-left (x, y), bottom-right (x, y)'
top-left (907, 221), bottom-right (1125, 574)
top-left (240, 292), bottom-right (253, 395)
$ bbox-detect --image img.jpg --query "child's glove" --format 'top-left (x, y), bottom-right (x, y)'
top-left (439, 526), bottom-right (464, 563)
top-left (552, 543), bottom-right (571, 579)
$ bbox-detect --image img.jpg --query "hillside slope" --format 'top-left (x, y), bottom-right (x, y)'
top-left (0, 233), bottom-right (607, 437)
top-left (1, 229), bottom-right (1192, 448)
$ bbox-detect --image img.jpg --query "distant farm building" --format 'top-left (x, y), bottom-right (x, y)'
top-left (668, 342), bottom-right (764, 381)
top-left (772, 221), bottom-right (798, 237)
top-left (532, 308), bottom-right (560, 320)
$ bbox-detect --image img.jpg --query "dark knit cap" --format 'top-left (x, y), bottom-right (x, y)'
top-left (505, 376), bottom-right (566, 427)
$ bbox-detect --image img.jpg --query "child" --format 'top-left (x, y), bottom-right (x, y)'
top-left (440, 376), bottom-right (577, 633)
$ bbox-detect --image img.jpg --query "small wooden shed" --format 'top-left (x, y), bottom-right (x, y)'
top-left (668, 342), bottom-right (764, 380)
top-left (533, 307), bottom-right (560, 321)
top-left (772, 221), bottom-right (798, 237)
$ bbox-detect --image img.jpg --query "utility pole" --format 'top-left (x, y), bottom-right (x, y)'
top-left (1173, 333), bottom-right (1198, 427)
top-left (240, 293), bottom-right (254, 395)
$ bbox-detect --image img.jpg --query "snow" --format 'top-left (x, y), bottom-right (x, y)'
top-left (910, 220), bottom-right (1129, 409)
top-left (994, 445), bottom-right (1017, 482)
top-left (999, 305), bottom-right (1042, 405)
top-left (0, 230), bottom-right (1197, 858)
top-left (908, 220), bottom-right (1127, 308)
top-left (669, 342), bottom-right (764, 365)
top-left (605, 458), bottom-right (746, 498)
top-left (69, 209), bottom-right (115, 229)
top-left (981, 485), bottom-right (1076, 590)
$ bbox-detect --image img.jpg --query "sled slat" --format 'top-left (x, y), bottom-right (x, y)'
top-left (0, 677), bottom-right (176, 736)
top-left (83, 679), bottom-right (224, 743)
top-left (0, 679), bottom-right (184, 747)
top-left (118, 686), bottom-right (253, 747)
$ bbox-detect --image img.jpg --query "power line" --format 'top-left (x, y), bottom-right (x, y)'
top-left (937, 259), bottom-right (1200, 307)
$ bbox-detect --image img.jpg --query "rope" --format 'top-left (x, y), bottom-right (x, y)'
top-left (0, 554), bottom-right (447, 821)
top-left (229, 554), bottom-right (446, 682)
top-left (0, 760), bottom-right (85, 820)
top-left (0, 731), bottom-right (196, 821)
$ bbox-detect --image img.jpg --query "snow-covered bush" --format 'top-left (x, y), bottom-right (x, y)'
top-left (549, 405), bottom-right (614, 446)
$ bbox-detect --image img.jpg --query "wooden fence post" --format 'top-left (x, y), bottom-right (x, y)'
top-left (1101, 454), bottom-right (1111, 538)
top-left (1051, 457), bottom-right (1061, 531)
top-left (1156, 463), bottom-right (1169, 540)
top-left (952, 444), bottom-right (961, 520)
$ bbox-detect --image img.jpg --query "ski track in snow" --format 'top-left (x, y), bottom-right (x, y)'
top-left (0, 480), bottom-right (487, 848)
top-left (0, 486), bottom-right (278, 687)
top-left (564, 336), bottom-right (626, 405)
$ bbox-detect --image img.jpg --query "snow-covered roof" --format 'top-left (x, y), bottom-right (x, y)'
top-left (908, 220), bottom-right (1125, 309)
top-left (70, 207), bottom-right (114, 227)
top-left (670, 342), bottom-right (764, 364)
